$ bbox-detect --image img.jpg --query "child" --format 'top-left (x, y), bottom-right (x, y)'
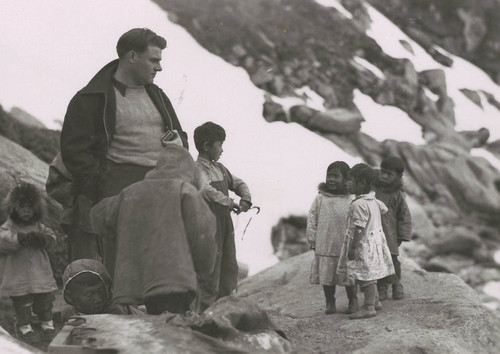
top-left (373, 156), bottom-right (412, 300)
top-left (0, 183), bottom-right (58, 344)
top-left (193, 122), bottom-right (252, 311)
top-left (307, 161), bottom-right (358, 314)
top-left (90, 143), bottom-right (216, 315)
top-left (61, 259), bottom-right (144, 322)
top-left (339, 164), bottom-right (395, 319)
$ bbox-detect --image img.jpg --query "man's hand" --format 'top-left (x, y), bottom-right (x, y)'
top-left (239, 200), bottom-right (251, 213)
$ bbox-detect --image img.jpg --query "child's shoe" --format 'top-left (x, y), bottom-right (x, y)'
top-left (41, 320), bottom-right (56, 342)
top-left (377, 284), bottom-right (388, 301)
top-left (348, 305), bottom-right (376, 320)
top-left (392, 282), bottom-right (404, 300)
top-left (346, 298), bottom-right (359, 314)
top-left (17, 325), bottom-right (40, 346)
top-left (325, 298), bottom-right (336, 314)
top-left (374, 298), bottom-right (382, 311)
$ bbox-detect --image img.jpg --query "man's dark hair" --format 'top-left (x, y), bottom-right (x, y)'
top-left (116, 28), bottom-right (167, 58)
top-left (193, 122), bottom-right (226, 153)
top-left (349, 163), bottom-right (376, 188)
top-left (380, 155), bottom-right (405, 175)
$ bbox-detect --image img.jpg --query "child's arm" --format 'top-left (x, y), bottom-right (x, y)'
top-left (306, 197), bottom-right (319, 250)
top-left (397, 193), bottom-right (413, 244)
top-left (224, 166), bottom-right (252, 212)
top-left (37, 224), bottom-right (57, 248)
top-left (197, 165), bottom-right (239, 210)
top-left (0, 223), bottom-right (22, 254)
top-left (348, 226), bottom-right (365, 260)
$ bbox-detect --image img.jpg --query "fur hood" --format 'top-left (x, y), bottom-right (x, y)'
top-left (317, 182), bottom-right (349, 196)
top-left (373, 177), bottom-right (404, 194)
top-left (5, 183), bottom-right (45, 225)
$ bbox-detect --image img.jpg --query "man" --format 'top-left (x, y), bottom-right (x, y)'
top-left (60, 28), bottom-right (188, 260)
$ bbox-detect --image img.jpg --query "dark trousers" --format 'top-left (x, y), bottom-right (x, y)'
top-left (98, 159), bottom-right (153, 201)
top-left (11, 293), bottom-right (55, 326)
top-left (144, 293), bottom-right (192, 315)
top-left (66, 226), bottom-right (101, 262)
top-left (199, 213), bottom-right (238, 311)
top-left (392, 255), bottom-right (401, 280)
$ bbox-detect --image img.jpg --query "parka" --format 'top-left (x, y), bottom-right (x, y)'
top-left (90, 143), bottom-right (216, 306)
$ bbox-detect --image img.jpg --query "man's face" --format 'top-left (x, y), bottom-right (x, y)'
top-left (131, 45), bottom-right (163, 86)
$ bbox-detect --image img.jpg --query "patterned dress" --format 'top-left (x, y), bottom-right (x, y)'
top-left (337, 192), bottom-right (395, 283)
top-left (307, 188), bottom-right (353, 286)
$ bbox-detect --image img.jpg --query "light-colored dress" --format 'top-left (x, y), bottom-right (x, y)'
top-left (307, 188), bottom-right (353, 286)
top-left (337, 192), bottom-right (395, 283)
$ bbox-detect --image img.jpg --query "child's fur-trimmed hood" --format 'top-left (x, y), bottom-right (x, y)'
top-left (5, 183), bottom-right (45, 225)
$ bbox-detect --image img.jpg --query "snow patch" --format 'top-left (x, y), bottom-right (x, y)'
top-left (314, 0), bottom-right (353, 19)
top-left (353, 90), bottom-right (425, 144)
top-left (424, 87), bottom-right (440, 102)
top-left (295, 86), bottom-right (326, 111)
top-left (483, 281), bottom-right (500, 301)
top-left (353, 56), bottom-right (385, 79)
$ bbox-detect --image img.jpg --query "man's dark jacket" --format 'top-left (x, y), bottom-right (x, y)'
top-left (61, 59), bottom-right (188, 203)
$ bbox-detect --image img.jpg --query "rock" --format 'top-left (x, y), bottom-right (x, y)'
top-left (0, 136), bottom-right (67, 282)
top-left (270, 215), bottom-right (309, 261)
top-left (459, 128), bottom-right (490, 148)
top-left (405, 197), bottom-right (435, 242)
top-left (457, 8), bottom-right (487, 53)
top-left (238, 262), bottom-right (249, 281)
top-left (9, 107), bottom-right (46, 129)
top-left (431, 226), bottom-right (482, 256)
top-left (399, 39), bottom-right (414, 54)
top-left (424, 253), bottom-right (475, 273)
top-left (402, 59), bottom-right (418, 88)
top-left (460, 88), bottom-right (483, 108)
top-left (262, 97), bottom-right (287, 123)
top-left (269, 75), bottom-right (286, 95)
top-left (250, 67), bottom-right (273, 87)
top-left (458, 265), bottom-right (500, 287)
top-left (481, 90), bottom-right (500, 110)
top-left (239, 252), bottom-right (500, 353)
top-left (437, 96), bottom-right (456, 126)
top-left (0, 331), bottom-right (40, 353)
top-left (419, 69), bottom-right (447, 98)
top-left (289, 105), bottom-right (363, 134)
top-left (231, 44), bottom-right (247, 58)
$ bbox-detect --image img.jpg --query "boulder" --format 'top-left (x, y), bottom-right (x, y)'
top-left (239, 252), bottom-right (500, 353)
top-left (419, 69), bottom-right (447, 98)
top-left (460, 88), bottom-right (483, 108)
top-left (424, 254), bottom-right (475, 273)
top-left (430, 226), bottom-right (482, 256)
top-left (457, 8), bottom-right (487, 53)
top-left (270, 215), bottom-right (308, 261)
top-left (289, 105), bottom-right (363, 134)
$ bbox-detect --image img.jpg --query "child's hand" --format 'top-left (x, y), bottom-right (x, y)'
top-left (231, 202), bottom-right (241, 214)
top-left (17, 233), bottom-right (29, 246)
top-left (239, 200), bottom-right (251, 213)
top-left (24, 231), bottom-right (46, 248)
top-left (348, 247), bottom-right (356, 261)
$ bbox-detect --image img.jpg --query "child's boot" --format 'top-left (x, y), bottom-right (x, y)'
top-left (325, 297), bottom-right (336, 314)
top-left (323, 285), bottom-right (336, 314)
top-left (41, 320), bottom-right (56, 342)
top-left (377, 283), bottom-right (388, 301)
top-left (17, 324), bottom-right (40, 347)
top-left (392, 281), bottom-right (404, 300)
top-left (349, 283), bottom-right (377, 320)
top-left (345, 286), bottom-right (359, 314)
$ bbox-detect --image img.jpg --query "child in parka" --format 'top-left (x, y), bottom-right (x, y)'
top-left (61, 259), bottom-right (144, 322)
top-left (307, 161), bottom-right (358, 314)
top-left (0, 183), bottom-right (58, 345)
top-left (90, 143), bottom-right (216, 315)
top-left (373, 156), bottom-right (412, 300)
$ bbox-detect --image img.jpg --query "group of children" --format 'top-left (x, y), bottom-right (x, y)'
top-left (307, 156), bottom-right (412, 319)
top-left (0, 121), bottom-right (251, 346)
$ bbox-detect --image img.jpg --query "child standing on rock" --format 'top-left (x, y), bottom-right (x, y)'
top-left (338, 164), bottom-right (395, 319)
top-left (307, 161), bottom-right (358, 315)
top-left (373, 156), bottom-right (412, 300)
top-left (0, 183), bottom-right (58, 345)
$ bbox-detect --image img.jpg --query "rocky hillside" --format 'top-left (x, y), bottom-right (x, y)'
top-left (239, 251), bottom-right (500, 353)
top-left (153, 0), bottom-right (500, 310)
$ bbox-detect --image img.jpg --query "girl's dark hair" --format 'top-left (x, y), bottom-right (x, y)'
top-left (193, 122), bottom-right (226, 153)
top-left (327, 161), bottom-right (350, 178)
top-left (349, 163), bottom-right (376, 187)
top-left (116, 28), bottom-right (167, 58)
top-left (380, 156), bottom-right (405, 175)
top-left (6, 183), bottom-right (44, 225)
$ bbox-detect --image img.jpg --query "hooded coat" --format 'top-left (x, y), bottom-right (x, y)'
top-left (0, 185), bottom-right (57, 297)
top-left (90, 144), bottom-right (216, 306)
top-left (373, 179), bottom-right (412, 255)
